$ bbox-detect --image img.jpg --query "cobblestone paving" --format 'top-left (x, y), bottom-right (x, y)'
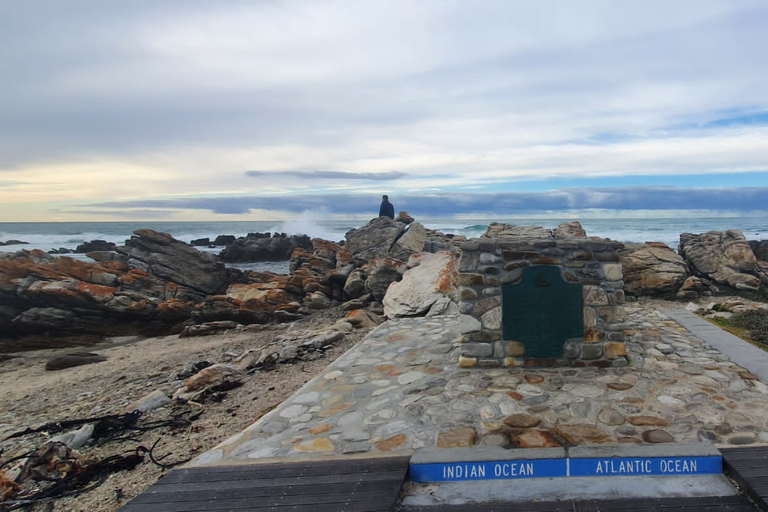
top-left (190, 300), bottom-right (768, 466)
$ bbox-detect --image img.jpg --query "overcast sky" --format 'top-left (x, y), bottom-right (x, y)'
top-left (2, 0), bottom-right (767, 221)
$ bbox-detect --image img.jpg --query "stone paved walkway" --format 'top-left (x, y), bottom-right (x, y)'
top-left (189, 300), bottom-right (768, 467)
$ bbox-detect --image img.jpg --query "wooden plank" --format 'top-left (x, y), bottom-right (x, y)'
top-left (130, 478), bottom-right (403, 504)
top-left (401, 503), bottom-right (575, 512)
top-left (143, 469), bottom-right (406, 494)
top-left (123, 457), bottom-right (409, 511)
top-left (161, 456), bottom-right (410, 478)
top-left (159, 457), bottom-right (410, 484)
top-left (122, 498), bottom-right (393, 512)
top-left (124, 488), bottom-right (397, 511)
top-left (722, 448), bottom-right (768, 512)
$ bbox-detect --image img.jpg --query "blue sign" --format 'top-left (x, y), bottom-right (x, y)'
top-left (569, 456), bottom-right (722, 477)
top-left (409, 459), bottom-right (568, 482)
top-left (409, 455), bottom-right (722, 482)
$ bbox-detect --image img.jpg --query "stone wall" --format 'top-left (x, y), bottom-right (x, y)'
top-left (457, 227), bottom-right (626, 368)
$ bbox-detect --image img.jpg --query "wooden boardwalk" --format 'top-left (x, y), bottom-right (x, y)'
top-left (723, 446), bottom-right (768, 512)
top-left (121, 456), bottom-right (411, 512)
top-left (122, 447), bottom-right (768, 512)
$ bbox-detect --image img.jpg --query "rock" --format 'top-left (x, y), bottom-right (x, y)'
top-left (343, 269), bottom-right (368, 299)
top-left (676, 276), bottom-right (703, 300)
top-left (396, 211), bottom-right (414, 224)
top-left (50, 424), bottom-right (94, 449)
top-left (305, 290), bottom-right (332, 309)
top-left (749, 240), bottom-right (768, 261)
top-left (389, 223), bottom-right (428, 261)
top-left (196, 296), bottom-right (272, 325)
top-left (177, 361), bottom-right (212, 379)
top-left (503, 413), bottom-right (541, 428)
top-left (619, 242), bottom-right (688, 296)
top-left (642, 429), bottom-right (674, 443)
top-left (123, 390), bottom-right (172, 413)
top-left (290, 239), bottom-right (340, 277)
top-left (233, 345), bottom-right (281, 371)
top-left (45, 352), bottom-right (108, 371)
top-left (117, 229), bottom-right (230, 300)
top-left (220, 232), bottom-right (311, 262)
top-left (345, 309), bottom-right (383, 329)
top-left (342, 295), bottom-right (372, 311)
top-left (377, 434), bottom-right (407, 451)
top-left (426, 296), bottom-right (459, 316)
top-left (75, 240), bottom-right (116, 253)
top-left (482, 223), bottom-right (552, 239)
top-left (437, 427), bottom-right (476, 448)
top-left (365, 258), bottom-right (407, 301)
top-left (344, 217), bottom-right (405, 263)
top-left (597, 407), bottom-right (625, 425)
top-left (627, 415), bottom-right (669, 426)
top-left (86, 251), bottom-right (127, 263)
top-left (554, 424), bottom-right (614, 444)
top-left (190, 237), bottom-right (211, 247)
top-left (179, 321), bottom-right (242, 337)
top-left (553, 221), bottom-right (587, 238)
top-left (679, 230), bottom-right (765, 291)
top-left (512, 429), bottom-right (561, 448)
top-left (383, 252), bottom-right (458, 318)
top-left (0, 239), bottom-right (29, 246)
top-left (173, 363), bottom-right (243, 401)
top-left (213, 235), bottom-right (237, 246)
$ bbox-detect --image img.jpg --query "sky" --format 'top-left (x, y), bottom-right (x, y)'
top-left (1, 0), bottom-right (767, 222)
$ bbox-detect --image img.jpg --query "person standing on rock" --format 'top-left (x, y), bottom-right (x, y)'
top-left (379, 195), bottom-right (395, 219)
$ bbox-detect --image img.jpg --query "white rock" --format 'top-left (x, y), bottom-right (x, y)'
top-left (382, 251), bottom-right (457, 318)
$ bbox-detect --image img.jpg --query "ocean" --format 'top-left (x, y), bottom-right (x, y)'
top-left (2, 216), bottom-right (767, 274)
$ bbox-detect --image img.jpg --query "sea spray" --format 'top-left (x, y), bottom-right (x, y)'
top-left (270, 210), bottom-right (345, 242)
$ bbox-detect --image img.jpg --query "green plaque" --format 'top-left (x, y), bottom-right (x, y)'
top-left (502, 266), bottom-right (583, 359)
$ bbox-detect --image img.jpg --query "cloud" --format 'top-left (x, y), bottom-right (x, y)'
top-left (245, 170), bottom-right (407, 181)
top-left (2, 1), bottom-right (768, 220)
top-left (88, 186), bottom-right (768, 217)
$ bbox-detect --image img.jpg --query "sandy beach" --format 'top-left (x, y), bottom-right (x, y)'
top-left (0, 307), bottom-right (368, 511)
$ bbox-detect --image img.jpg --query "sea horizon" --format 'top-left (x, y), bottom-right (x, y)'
top-left (2, 214), bottom-right (767, 256)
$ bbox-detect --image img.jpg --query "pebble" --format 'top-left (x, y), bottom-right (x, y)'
top-left (191, 303), bottom-right (768, 466)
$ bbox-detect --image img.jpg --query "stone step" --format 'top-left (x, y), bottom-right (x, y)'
top-left (409, 443), bottom-right (722, 482)
top-left (403, 444), bottom-right (737, 508)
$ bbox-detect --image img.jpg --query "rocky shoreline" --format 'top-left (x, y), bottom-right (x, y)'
top-left (1, 218), bottom-right (767, 350)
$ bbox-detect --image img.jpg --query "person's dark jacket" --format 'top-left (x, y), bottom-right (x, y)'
top-left (379, 199), bottom-right (395, 219)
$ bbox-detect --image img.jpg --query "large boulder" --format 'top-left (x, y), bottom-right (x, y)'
top-left (75, 240), bottom-right (116, 253)
top-left (383, 251), bottom-right (458, 318)
top-left (117, 229), bottom-right (230, 300)
top-left (389, 223), bottom-right (428, 261)
top-left (482, 223), bottom-right (552, 239)
top-left (344, 217), bottom-right (406, 263)
top-left (553, 221), bottom-right (587, 238)
top-left (365, 258), bottom-right (407, 301)
top-left (619, 242), bottom-right (688, 297)
top-left (290, 239), bottom-right (340, 276)
top-left (679, 231), bottom-right (765, 291)
top-left (0, 249), bottom-right (193, 339)
top-left (750, 240), bottom-right (768, 262)
top-left (220, 232), bottom-right (312, 263)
